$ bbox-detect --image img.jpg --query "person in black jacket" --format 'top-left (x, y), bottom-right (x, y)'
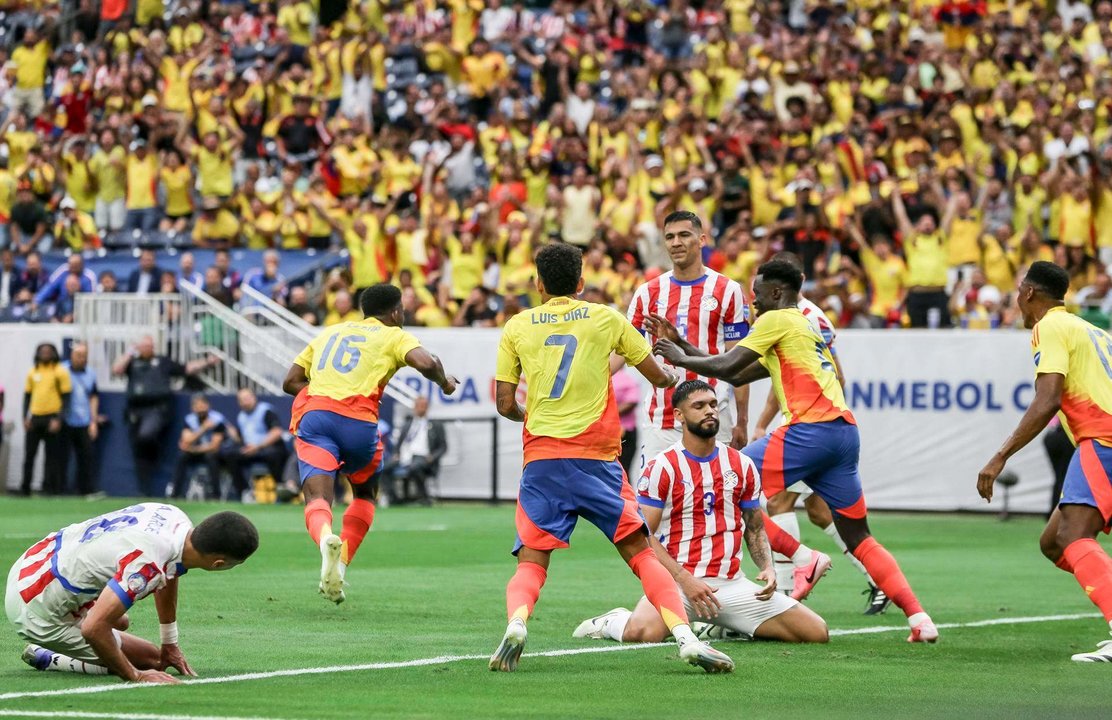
top-left (385, 398), bottom-right (446, 505)
top-left (126, 250), bottom-right (164, 294)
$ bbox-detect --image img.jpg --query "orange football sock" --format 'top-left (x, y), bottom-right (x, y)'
top-left (340, 499), bottom-right (376, 564)
top-left (852, 537), bottom-right (924, 618)
top-left (1063, 539), bottom-right (1112, 622)
top-left (304, 499), bottom-right (333, 545)
top-left (1055, 555), bottom-right (1074, 573)
top-left (505, 562), bottom-right (547, 623)
top-left (763, 513), bottom-right (801, 557)
top-left (628, 548), bottom-right (688, 631)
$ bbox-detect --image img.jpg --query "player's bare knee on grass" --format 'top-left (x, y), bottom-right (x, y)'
top-left (755, 606), bottom-right (828, 644)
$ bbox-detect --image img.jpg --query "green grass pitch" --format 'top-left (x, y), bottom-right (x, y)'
top-left (0, 498), bottom-right (1109, 720)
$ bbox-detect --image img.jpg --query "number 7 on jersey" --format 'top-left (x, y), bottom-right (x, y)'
top-left (544, 334), bottom-right (578, 399)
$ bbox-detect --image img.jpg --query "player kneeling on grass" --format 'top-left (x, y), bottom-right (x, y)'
top-left (575, 380), bottom-right (828, 645)
top-left (6, 504), bottom-right (258, 683)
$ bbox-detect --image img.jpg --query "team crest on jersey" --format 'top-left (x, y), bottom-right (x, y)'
top-left (701, 296), bottom-right (719, 311)
top-left (127, 572), bottom-right (148, 595)
top-left (723, 470), bottom-right (738, 489)
top-left (637, 476), bottom-right (650, 493)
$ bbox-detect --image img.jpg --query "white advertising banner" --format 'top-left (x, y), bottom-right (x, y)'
top-left (401, 327), bottom-right (1056, 512)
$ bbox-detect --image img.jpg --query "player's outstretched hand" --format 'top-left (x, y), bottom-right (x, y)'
top-left (644, 313), bottom-right (680, 342)
top-left (136, 669), bottom-right (181, 684)
top-left (678, 574), bottom-right (721, 619)
top-left (653, 339), bottom-right (684, 365)
top-left (753, 568), bottom-right (777, 601)
top-left (440, 376), bottom-right (460, 396)
top-left (160, 644), bottom-right (198, 677)
top-left (977, 455), bottom-right (1005, 502)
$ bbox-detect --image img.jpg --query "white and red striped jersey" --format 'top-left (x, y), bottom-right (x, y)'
top-left (636, 442), bottom-right (762, 580)
top-left (627, 270), bottom-right (750, 429)
top-left (11, 504), bottom-right (191, 620)
top-left (799, 297), bottom-right (837, 349)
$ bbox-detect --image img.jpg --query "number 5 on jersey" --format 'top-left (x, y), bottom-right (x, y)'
top-left (545, 334), bottom-right (578, 399)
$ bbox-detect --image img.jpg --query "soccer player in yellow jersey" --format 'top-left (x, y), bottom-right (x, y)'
top-left (978, 262), bottom-right (1112, 662)
top-left (283, 285), bottom-right (458, 603)
top-left (654, 259), bottom-right (938, 644)
top-left (490, 243), bottom-right (734, 674)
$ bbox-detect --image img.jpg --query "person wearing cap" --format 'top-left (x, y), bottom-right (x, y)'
top-left (125, 139), bottom-right (161, 233)
top-left (53, 197), bottom-right (101, 253)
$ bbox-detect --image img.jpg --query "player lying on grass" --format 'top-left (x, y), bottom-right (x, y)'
top-left (651, 259), bottom-right (938, 643)
top-left (6, 504), bottom-right (258, 683)
top-left (574, 379), bottom-right (829, 645)
top-left (283, 283), bottom-right (458, 604)
top-left (978, 261), bottom-right (1112, 663)
top-left (490, 242), bottom-right (734, 673)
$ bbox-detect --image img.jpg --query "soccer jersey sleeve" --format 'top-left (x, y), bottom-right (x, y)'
top-left (612, 308), bottom-right (652, 366)
top-left (494, 324), bottom-right (522, 384)
top-left (1034, 316), bottom-right (1071, 378)
top-left (294, 342), bottom-right (314, 371)
top-left (738, 310), bottom-right (788, 357)
top-left (722, 281), bottom-right (750, 342)
top-left (106, 548), bottom-right (169, 610)
top-left (392, 329), bottom-right (423, 365)
top-left (636, 457), bottom-right (673, 509)
top-left (627, 285), bottom-right (647, 334)
top-left (733, 451), bottom-right (762, 510)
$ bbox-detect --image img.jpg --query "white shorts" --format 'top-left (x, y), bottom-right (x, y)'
top-left (637, 386), bottom-right (735, 473)
top-left (5, 561), bottom-right (115, 663)
top-left (95, 199), bottom-right (126, 232)
top-left (643, 575), bottom-right (798, 638)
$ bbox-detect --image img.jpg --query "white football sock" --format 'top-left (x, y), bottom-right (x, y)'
top-left (606, 609), bottom-right (633, 643)
top-left (823, 523), bottom-right (873, 583)
top-left (42, 649), bottom-right (109, 675)
top-left (907, 611), bottom-right (930, 628)
top-left (671, 623), bottom-right (698, 646)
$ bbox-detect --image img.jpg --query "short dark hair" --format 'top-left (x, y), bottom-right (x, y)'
top-left (672, 379), bottom-right (715, 407)
top-left (536, 242), bottom-right (582, 296)
top-left (191, 511), bottom-right (259, 562)
top-left (359, 283), bottom-right (403, 317)
top-left (1024, 261), bottom-right (1069, 301)
top-left (771, 251), bottom-right (804, 274)
top-left (756, 259), bottom-right (804, 293)
top-left (663, 210), bottom-right (703, 232)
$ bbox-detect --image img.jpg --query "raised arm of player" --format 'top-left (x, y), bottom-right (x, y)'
top-left (632, 354), bottom-right (680, 390)
top-left (154, 577), bottom-right (196, 677)
top-left (977, 372), bottom-right (1064, 502)
top-left (640, 503), bottom-right (721, 619)
top-left (81, 589), bottom-right (178, 683)
top-left (654, 340), bottom-right (762, 386)
top-left (404, 347), bottom-right (458, 396)
top-left (740, 506), bottom-right (777, 601)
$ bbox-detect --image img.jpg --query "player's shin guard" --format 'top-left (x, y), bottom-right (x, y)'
top-left (823, 523), bottom-right (874, 582)
top-left (851, 537), bottom-right (925, 618)
top-left (628, 548), bottom-right (688, 632)
top-left (506, 561), bottom-right (547, 623)
top-left (304, 498), bottom-right (334, 544)
top-left (340, 498), bottom-right (376, 565)
top-left (1063, 539), bottom-right (1112, 622)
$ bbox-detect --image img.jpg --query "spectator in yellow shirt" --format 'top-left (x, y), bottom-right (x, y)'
top-left (125, 140), bottom-right (161, 232)
top-left (193, 197), bottom-right (241, 248)
top-left (54, 197), bottom-right (101, 252)
top-left (461, 38), bottom-right (509, 118)
top-left (159, 150), bottom-right (194, 233)
top-left (9, 28), bottom-right (50, 119)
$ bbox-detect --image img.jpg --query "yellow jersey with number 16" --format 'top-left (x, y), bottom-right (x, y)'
top-left (496, 297), bottom-right (651, 465)
top-left (290, 318), bottom-right (421, 431)
top-left (1032, 306), bottom-right (1112, 445)
top-left (738, 307), bottom-right (855, 426)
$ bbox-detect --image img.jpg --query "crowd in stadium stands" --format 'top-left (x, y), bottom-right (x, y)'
top-left (1, 0), bottom-right (1112, 330)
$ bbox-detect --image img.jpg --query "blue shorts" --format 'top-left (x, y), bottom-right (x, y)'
top-left (742, 419), bottom-right (866, 518)
top-left (513, 459), bottom-right (647, 555)
top-left (295, 410), bottom-right (383, 485)
top-left (1061, 439), bottom-right (1112, 532)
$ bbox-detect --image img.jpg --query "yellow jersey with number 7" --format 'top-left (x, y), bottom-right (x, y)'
top-left (495, 297), bottom-right (651, 465)
top-left (1032, 306), bottom-right (1112, 445)
top-left (738, 307), bottom-right (855, 426)
top-left (290, 317), bottom-right (421, 430)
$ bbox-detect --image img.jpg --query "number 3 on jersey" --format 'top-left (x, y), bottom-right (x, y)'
top-left (544, 334), bottom-right (578, 399)
top-left (317, 334), bottom-right (366, 374)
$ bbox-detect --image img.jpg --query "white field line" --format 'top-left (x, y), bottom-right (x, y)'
top-left (0, 712), bottom-right (296, 720)
top-left (0, 612), bottom-right (1100, 703)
